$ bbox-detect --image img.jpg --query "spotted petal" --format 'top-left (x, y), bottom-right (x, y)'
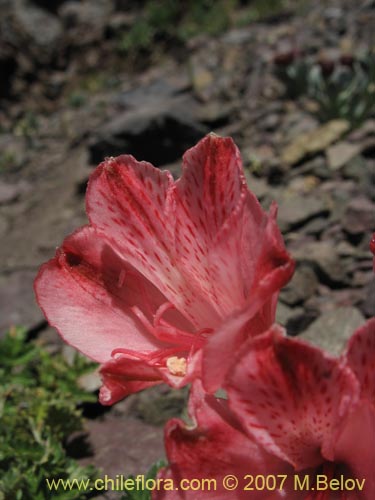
top-left (34, 226), bottom-right (171, 362)
top-left (226, 326), bottom-right (359, 470)
top-left (154, 381), bottom-right (294, 500)
top-left (86, 153), bottom-right (218, 327)
top-left (344, 318), bottom-right (375, 406)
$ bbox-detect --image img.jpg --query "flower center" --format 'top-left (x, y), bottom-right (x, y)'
top-left (166, 356), bottom-right (187, 376)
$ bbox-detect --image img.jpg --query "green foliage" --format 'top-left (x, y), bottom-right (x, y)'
top-left (274, 58), bottom-right (311, 99)
top-left (68, 92), bottom-right (87, 109)
top-left (116, 0), bottom-right (293, 57)
top-left (13, 112), bottom-right (39, 140)
top-left (236, 0), bottom-right (288, 25)
top-left (0, 151), bottom-right (18, 172)
top-left (310, 53), bottom-right (375, 126)
top-left (117, 0), bottom-right (236, 55)
top-left (120, 461), bottom-right (167, 500)
top-left (0, 327), bottom-right (98, 500)
top-left (274, 50), bottom-right (375, 127)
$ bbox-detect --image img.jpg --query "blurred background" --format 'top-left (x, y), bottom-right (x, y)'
top-left (0, 0), bottom-right (374, 498)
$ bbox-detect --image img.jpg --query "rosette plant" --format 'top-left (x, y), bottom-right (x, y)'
top-left (35, 134), bottom-right (294, 404)
top-left (157, 319), bottom-right (375, 499)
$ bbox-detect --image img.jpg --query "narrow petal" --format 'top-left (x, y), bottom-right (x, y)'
top-left (226, 326), bottom-right (359, 470)
top-left (344, 318), bottom-right (375, 405)
top-left (154, 381), bottom-right (293, 500)
top-left (333, 402), bottom-right (375, 500)
top-left (203, 208), bottom-right (294, 393)
top-left (34, 226), bottom-right (168, 363)
top-left (99, 357), bottom-right (162, 405)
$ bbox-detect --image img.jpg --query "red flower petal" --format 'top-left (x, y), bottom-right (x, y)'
top-left (203, 203), bottom-right (294, 393)
top-left (345, 318), bottom-right (375, 406)
top-left (34, 226), bottom-right (170, 362)
top-left (154, 381), bottom-right (293, 500)
top-left (86, 153), bottom-right (218, 327)
top-left (333, 402), bottom-right (375, 499)
top-left (99, 357), bottom-right (162, 405)
top-left (226, 326), bottom-right (359, 470)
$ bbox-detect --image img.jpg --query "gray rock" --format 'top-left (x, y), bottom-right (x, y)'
top-left (0, 180), bottom-right (30, 204)
top-left (326, 141), bottom-right (361, 170)
top-left (276, 191), bottom-right (328, 232)
top-left (342, 197), bottom-right (375, 236)
top-left (281, 120), bottom-right (350, 166)
top-left (0, 214), bottom-right (8, 237)
top-left (89, 96), bottom-right (207, 166)
top-left (80, 415), bottom-right (165, 478)
top-left (292, 241), bottom-right (348, 286)
top-left (59, 1), bottom-right (114, 46)
top-left (300, 216), bottom-right (330, 236)
top-left (360, 279), bottom-right (375, 318)
top-left (280, 265), bottom-right (318, 306)
top-left (0, 0), bottom-right (63, 65)
top-left (244, 171), bottom-right (269, 200)
top-left (114, 77), bottom-right (190, 110)
top-left (298, 307), bottom-right (365, 356)
top-left (341, 155), bottom-right (368, 182)
top-left (276, 302), bottom-right (304, 328)
top-left (0, 270), bottom-right (43, 336)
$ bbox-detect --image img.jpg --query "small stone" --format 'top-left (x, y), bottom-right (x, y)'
top-left (190, 64), bottom-right (214, 101)
top-left (292, 241), bottom-right (348, 286)
top-left (197, 101), bottom-right (234, 125)
top-left (280, 265), bottom-right (318, 306)
top-left (360, 279), bottom-right (375, 317)
top-left (0, 271), bottom-right (44, 335)
top-left (59, 1), bottom-right (112, 46)
top-left (78, 368), bottom-right (102, 392)
top-left (341, 155), bottom-right (368, 181)
top-left (243, 144), bottom-right (277, 172)
top-left (298, 307), bottom-right (365, 356)
top-left (6, 1), bottom-right (63, 64)
top-left (281, 120), bottom-right (350, 166)
top-left (276, 191), bottom-right (328, 232)
top-left (276, 302), bottom-right (304, 327)
top-left (326, 141), bottom-right (361, 170)
top-left (342, 197), bottom-right (375, 236)
top-left (0, 180), bottom-right (29, 204)
top-left (244, 171), bottom-right (269, 200)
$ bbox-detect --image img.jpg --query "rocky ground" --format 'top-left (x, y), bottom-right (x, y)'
top-left (0, 0), bottom-right (374, 497)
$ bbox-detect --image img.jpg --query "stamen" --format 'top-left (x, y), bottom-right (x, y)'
top-left (154, 302), bottom-right (175, 326)
top-left (111, 348), bottom-right (150, 360)
top-left (131, 305), bottom-right (156, 336)
top-left (166, 356), bottom-right (187, 377)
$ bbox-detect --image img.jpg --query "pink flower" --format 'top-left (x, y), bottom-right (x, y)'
top-left (157, 321), bottom-right (375, 499)
top-left (154, 381), bottom-right (296, 500)
top-left (224, 320), bottom-right (375, 499)
top-left (34, 134), bottom-right (294, 404)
